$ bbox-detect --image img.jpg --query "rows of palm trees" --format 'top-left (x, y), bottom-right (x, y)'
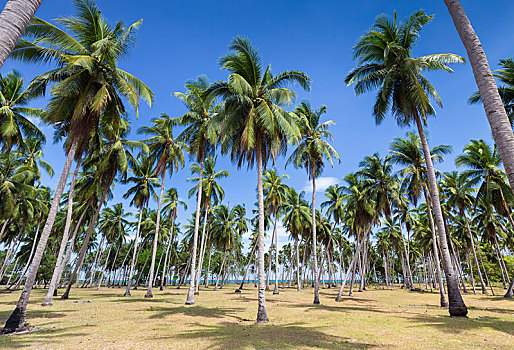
top-left (0, 0), bottom-right (513, 332)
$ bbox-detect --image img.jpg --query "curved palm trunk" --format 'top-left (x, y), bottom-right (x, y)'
top-left (464, 217), bottom-right (487, 294)
top-left (415, 114), bottom-right (467, 317)
top-left (160, 217), bottom-right (175, 291)
top-left (444, 0), bottom-right (514, 197)
top-left (397, 216), bottom-right (414, 290)
top-left (238, 242), bottom-right (257, 291)
top-left (273, 209), bottom-right (279, 295)
top-left (124, 206), bottom-right (144, 296)
top-left (0, 0), bottom-right (43, 69)
top-left (505, 278), bottom-right (514, 298)
top-left (4, 138), bottom-right (78, 332)
top-left (97, 244), bottom-right (112, 290)
top-left (185, 158), bottom-right (204, 305)
top-left (42, 155), bottom-right (82, 305)
top-left (214, 250), bottom-right (227, 290)
top-left (87, 237), bottom-right (105, 287)
top-left (256, 143), bottom-right (269, 322)
top-left (195, 203), bottom-right (210, 294)
top-left (145, 173), bottom-right (166, 298)
top-left (335, 232), bottom-right (364, 301)
top-left (265, 224), bottom-right (275, 291)
top-left (61, 186), bottom-right (108, 299)
top-left (296, 238), bottom-right (301, 291)
top-left (11, 219), bottom-right (41, 290)
top-left (0, 217), bottom-right (10, 242)
top-left (311, 168), bottom-right (320, 304)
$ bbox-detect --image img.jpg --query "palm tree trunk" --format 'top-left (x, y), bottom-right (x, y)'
top-left (42, 155), bottom-right (82, 305)
top-left (310, 168), bottom-right (320, 305)
top-left (205, 246), bottom-right (212, 288)
top-left (295, 238), bottom-right (301, 291)
top-left (107, 243), bottom-right (120, 287)
top-left (61, 185), bottom-right (109, 300)
top-left (0, 0), bottom-right (43, 69)
top-left (160, 216), bottom-right (175, 291)
top-left (185, 158), bottom-right (204, 305)
top-left (195, 202), bottom-right (210, 294)
top-left (88, 237), bottom-right (105, 287)
top-left (273, 209), bottom-right (280, 295)
top-left (414, 113), bottom-right (466, 315)
top-left (266, 221), bottom-right (275, 291)
top-left (11, 219), bottom-right (42, 291)
top-left (505, 278), bottom-right (514, 298)
top-left (124, 206), bottom-right (144, 296)
top-left (444, 0), bottom-right (514, 197)
top-left (4, 138), bottom-right (78, 332)
top-left (97, 244), bottom-right (112, 290)
top-left (465, 216), bottom-right (487, 294)
top-left (0, 217), bottom-right (10, 242)
top-left (465, 250), bottom-right (476, 294)
top-left (214, 250), bottom-right (227, 290)
top-left (335, 231), bottom-right (366, 301)
top-left (146, 173), bottom-right (166, 298)
top-left (256, 142), bottom-right (269, 323)
top-left (238, 242), bottom-right (257, 291)
top-left (475, 242), bottom-right (495, 295)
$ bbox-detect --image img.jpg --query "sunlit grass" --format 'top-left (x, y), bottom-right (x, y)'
top-left (0, 284), bottom-right (513, 349)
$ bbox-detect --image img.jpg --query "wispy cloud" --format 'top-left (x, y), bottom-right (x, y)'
top-left (303, 176), bottom-right (340, 193)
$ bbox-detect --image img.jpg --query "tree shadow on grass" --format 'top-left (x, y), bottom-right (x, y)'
top-left (162, 321), bottom-right (376, 349)
top-left (406, 314), bottom-right (514, 337)
top-left (0, 309), bottom-right (76, 321)
top-left (0, 324), bottom-right (94, 349)
top-left (285, 303), bottom-right (388, 314)
top-left (147, 305), bottom-right (247, 321)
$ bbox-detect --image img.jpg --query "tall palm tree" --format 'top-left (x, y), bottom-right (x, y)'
top-left (173, 75), bottom-right (217, 305)
top-left (443, 0), bottom-right (514, 198)
top-left (139, 115), bottom-right (186, 298)
top-left (0, 70), bottom-right (45, 152)
top-left (287, 101), bottom-right (339, 305)
top-left (0, 0), bottom-right (43, 69)
top-left (122, 156), bottom-right (159, 296)
top-left (346, 10), bottom-right (467, 317)
top-left (263, 169), bottom-right (288, 294)
top-left (4, 0), bottom-right (153, 331)
top-left (283, 187), bottom-right (310, 291)
top-left (208, 37), bottom-right (310, 322)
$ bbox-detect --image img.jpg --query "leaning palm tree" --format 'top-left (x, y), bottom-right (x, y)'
top-left (208, 37), bottom-right (310, 322)
top-left (443, 0), bottom-right (514, 197)
top-left (122, 156), bottom-right (159, 296)
top-left (345, 10), bottom-right (467, 317)
top-left (3, 0), bottom-right (153, 331)
top-left (287, 101), bottom-right (339, 305)
top-left (173, 75), bottom-right (217, 305)
top-left (139, 115), bottom-right (186, 298)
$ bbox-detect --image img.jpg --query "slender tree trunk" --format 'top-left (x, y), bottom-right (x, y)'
top-left (214, 250), bottom-right (227, 291)
top-left (4, 139), bottom-right (78, 331)
top-left (88, 237), bottom-right (105, 287)
top-left (266, 220), bottom-right (275, 291)
top-left (310, 168), bottom-right (320, 305)
top-left (465, 217), bottom-right (487, 294)
top-left (97, 244), bottom-right (112, 290)
top-left (160, 217), bottom-right (175, 291)
top-left (195, 203), bottom-right (209, 294)
top-left (0, 217), bottom-right (10, 243)
top-left (124, 206), bottom-right (144, 296)
top-left (146, 173), bottom-right (166, 298)
top-left (505, 278), bottom-right (514, 298)
top-left (185, 158), bottom-right (204, 305)
top-left (273, 209), bottom-right (279, 295)
top-left (238, 242), bottom-right (257, 291)
top-left (256, 143), bottom-right (269, 322)
top-left (295, 238), bottom-right (301, 291)
top-left (415, 114), bottom-right (466, 316)
top-left (444, 0), bottom-right (514, 197)
top-left (61, 185), bottom-right (108, 300)
top-left (0, 0), bottom-right (43, 69)
top-left (205, 246), bottom-right (212, 288)
top-left (335, 232), bottom-right (366, 301)
top-left (42, 156), bottom-right (82, 305)
top-left (11, 219), bottom-right (41, 290)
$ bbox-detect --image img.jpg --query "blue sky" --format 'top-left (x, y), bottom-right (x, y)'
top-left (3, 0), bottom-right (514, 248)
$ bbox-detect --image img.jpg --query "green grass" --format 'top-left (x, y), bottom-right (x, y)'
top-left (0, 284), bottom-right (513, 349)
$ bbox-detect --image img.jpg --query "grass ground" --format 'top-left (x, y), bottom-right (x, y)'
top-left (0, 283), bottom-right (512, 349)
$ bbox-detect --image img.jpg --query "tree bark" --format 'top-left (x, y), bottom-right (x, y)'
top-left (238, 242), bottom-right (257, 291)
top-left (415, 114), bottom-right (466, 316)
top-left (97, 243), bottom-right (112, 290)
top-left (444, 0), bottom-right (514, 197)
top-left (0, 0), bottom-right (43, 69)
top-left (195, 202), bottom-right (210, 294)
top-left (310, 167), bottom-right (320, 304)
top-left (465, 216), bottom-right (487, 294)
top-left (256, 142), bottom-right (269, 322)
top-left (124, 206), bottom-right (144, 296)
top-left (4, 138), bottom-right (78, 332)
top-left (273, 209), bottom-right (280, 295)
top-left (185, 158), bottom-right (204, 305)
top-left (160, 216), bottom-right (175, 291)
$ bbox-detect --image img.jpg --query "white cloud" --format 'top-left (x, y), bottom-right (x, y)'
top-left (303, 176), bottom-right (340, 193)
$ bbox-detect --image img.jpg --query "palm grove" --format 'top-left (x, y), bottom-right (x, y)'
top-left (0, 0), bottom-right (513, 332)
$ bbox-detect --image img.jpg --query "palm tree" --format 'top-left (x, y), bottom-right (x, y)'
top-left (263, 169), bottom-right (288, 294)
top-left (346, 10), bottom-right (467, 317)
top-left (160, 188), bottom-right (186, 290)
top-left (283, 187), bottom-right (310, 291)
top-left (443, 0), bottom-right (514, 198)
top-left (4, 0), bottom-right (153, 331)
top-left (188, 156), bottom-right (228, 294)
top-left (122, 156), bottom-right (159, 296)
top-left (287, 101), bottom-right (339, 304)
top-left (208, 37), bottom-right (310, 322)
top-left (0, 0), bottom-right (43, 69)
top-left (173, 75), bottom-right (218, 305)
top-left (0, 70), bottom-right (45, 152)
top-left (16, 138), bottom-right (53, 184)
top-left (139, 115), bottom-right (186, 298)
